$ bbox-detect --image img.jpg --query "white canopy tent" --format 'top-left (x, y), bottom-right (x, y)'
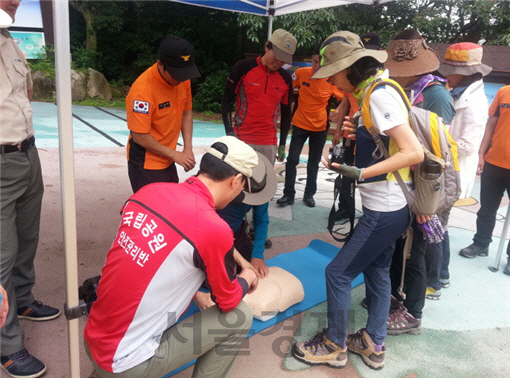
top-left (49, 0), bottom-right (394, 377)
top-left (171, 0), bottom-right (394, 38)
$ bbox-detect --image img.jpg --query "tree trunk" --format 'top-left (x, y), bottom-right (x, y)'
top-left (70, 1), bottom-right (98, 67)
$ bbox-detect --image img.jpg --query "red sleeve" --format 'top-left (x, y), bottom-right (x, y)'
top-left (196, 217), bottom-right (244, 312)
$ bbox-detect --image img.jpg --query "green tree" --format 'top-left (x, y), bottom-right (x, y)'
top-left (70, 1), bottom-right (124, 71)
top-left (236, 0), bottom-right (510, 50)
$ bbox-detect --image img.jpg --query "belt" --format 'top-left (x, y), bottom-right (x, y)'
top-left (0, 136), bottom-right (36, 154)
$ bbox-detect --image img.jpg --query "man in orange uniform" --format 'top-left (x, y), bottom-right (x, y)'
top-left (126, 36), bottom-right (200, 192)
top-left (459, 84), bottom-right (510, 275)
top-left (277, 48), bottom-right (344, 207)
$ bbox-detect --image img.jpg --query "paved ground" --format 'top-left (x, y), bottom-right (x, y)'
top-left (1, 103), bottom-right (509, 378)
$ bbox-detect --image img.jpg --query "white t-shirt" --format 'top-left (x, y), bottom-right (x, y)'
top-left (356, 84), bottom-right (411, 212)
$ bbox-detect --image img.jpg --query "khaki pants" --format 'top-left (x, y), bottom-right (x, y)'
top-left (0, 145), bottom-right (44, 354)
top-left (86, 301), bottom-right (252, 378)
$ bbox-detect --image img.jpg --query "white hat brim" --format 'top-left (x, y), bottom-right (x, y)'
top-left (0, 9), bottom-right (13, 28)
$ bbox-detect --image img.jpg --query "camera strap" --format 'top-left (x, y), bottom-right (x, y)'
top-left (327, 174), bottom-right (356, 242)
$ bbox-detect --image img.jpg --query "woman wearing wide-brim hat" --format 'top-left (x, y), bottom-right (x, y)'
top-left (438, 42), bottom-right (492, 202)
top-left (291, 30), bottom-right (424, 371)
top-left (377, 30), bottom-right (457, 336)
top-left (383, 30), bottom-right (456, 124)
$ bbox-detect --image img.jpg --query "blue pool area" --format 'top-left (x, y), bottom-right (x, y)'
top-left (32, 102), bottom-right (227, 148)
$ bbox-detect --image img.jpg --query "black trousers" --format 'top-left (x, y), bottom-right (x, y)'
top-left (391, 222), bottom-right (427, 319)
top-left (473, 162), bottom-right (510, 256)
top-left (128, 161), bottom-right (178, 193)
top-left (283, 125), bottom-right (328, 197)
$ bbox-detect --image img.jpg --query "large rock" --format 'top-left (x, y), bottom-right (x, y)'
top-left (87, 68), bottom-right (112, 100)
top-left (32, 70), bottom-right (54, 100)
top-left (71, 69), bottom-right (87, 101)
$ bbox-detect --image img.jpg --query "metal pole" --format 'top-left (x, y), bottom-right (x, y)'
top-left (52, 0), bottom-right (81, 376)
top-left (489, 205), bottom-right (510, 272)
top-left (267, 14), bottom-right (273, 39)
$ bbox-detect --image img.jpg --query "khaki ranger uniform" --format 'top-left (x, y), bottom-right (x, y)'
top-left (0, 28), bottom-right (44, 355)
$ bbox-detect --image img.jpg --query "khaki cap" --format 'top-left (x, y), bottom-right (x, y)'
top-left (269, 29), bottom-right (297, 64)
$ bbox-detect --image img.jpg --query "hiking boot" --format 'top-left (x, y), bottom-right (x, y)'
top-left (504, 258), bottom-right (510, 276)
top-left (276, 194), bottom-right (294, 206)
top-left (439, 278), bottom-right (450, 288)
top-left (425, 287), bottom-right (441, 300)
top-left (459, 243), bottom-right (488, 259)
top-left (387, 308), bottom-right (422, 335)
top-left (346, 328), bottom-right (385, 370)
top-left (1, 348), bottom-right (46, 378)
top-left (292, 330), bottom-right (347, 368)
top-left (17, 300), bottom-right (60, 321)
top-left (303, 194), bottom-right (315, 208)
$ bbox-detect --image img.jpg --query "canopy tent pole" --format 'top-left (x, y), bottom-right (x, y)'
top-left (52, 0), bottom-right (81, 377)
top-left (489, 205), bottom-right (510, 272)
top-left (267, 0), bottom-right (274, 38)
top-left (267, 14), bottom-right (273, 39)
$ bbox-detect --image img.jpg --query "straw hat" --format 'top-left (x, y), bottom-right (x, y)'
top-left (384, 30), bottom-right (440, 77)
top-left (438, 42), bottom-right (492, 77)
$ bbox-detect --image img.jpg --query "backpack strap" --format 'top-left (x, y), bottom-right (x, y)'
top-left (397, 227), bottom-right (413, 300)
top-left (361, 79), bottom-right (415, 206)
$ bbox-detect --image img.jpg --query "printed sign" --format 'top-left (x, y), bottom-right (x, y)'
top-left (10, 31), bottom-right (45, 59)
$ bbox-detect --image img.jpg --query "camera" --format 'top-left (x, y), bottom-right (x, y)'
top-left (329, 145), bottom-right (345, 166)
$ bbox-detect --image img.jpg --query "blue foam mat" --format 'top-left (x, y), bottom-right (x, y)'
top-left (163, 239), bottom-right (364, 377)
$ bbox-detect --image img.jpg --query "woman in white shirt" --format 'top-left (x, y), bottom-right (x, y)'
top-left (292, 31), bottom-right (423, 371)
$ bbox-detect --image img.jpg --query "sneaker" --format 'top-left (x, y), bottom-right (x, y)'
top-left (439, 278), bottom-right (450, 288)
top-left (17, 300), bottom-right (60, 321)
top-left (387, 308), bottom-right (422, 335)
top-left (459, 243), bottom-right (488, 259)
top-left (425, 287), bottom-right (441, 300)
top-left (1, 348), bottom-right (46, 378)
top-left (292, 330), bottom-right (347, 368)
top-left (346, 328), bottom-right (385, 370)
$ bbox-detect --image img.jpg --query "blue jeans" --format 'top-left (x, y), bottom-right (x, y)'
top-left (283, 125), bottom-right (328, 197)
top-left (325, 206), bottom-right (410, 346)
top-left (426, 231), bottom-right (450, 290)
top-left (425, 208), bottom-right (451, 290)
